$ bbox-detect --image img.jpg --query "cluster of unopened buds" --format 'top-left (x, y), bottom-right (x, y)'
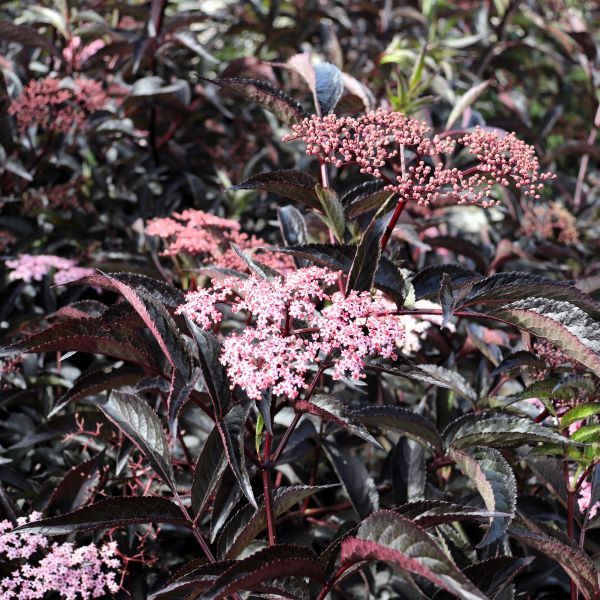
top-left (519, 201), bottom-right (579, 245)
top-left (146, 209), bottom-right (293, 273)
top-left (284, 109), bottom-right (554, 207)
top-left (177, 266), bottom-right (405, 400)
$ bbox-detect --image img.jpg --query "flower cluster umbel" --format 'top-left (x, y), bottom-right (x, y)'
top-left (6, 254), bottom-right (94, 285)
top-left (284, 109), bottom-right (553, 207)
top-left (146, 209), bottom-right (294, 273)
top-left (177, 267), bottom-right (404, 400)
top-left (9, 76), bottom-right (107, 133)
top-left (0, 513), bottom-right (120, 599)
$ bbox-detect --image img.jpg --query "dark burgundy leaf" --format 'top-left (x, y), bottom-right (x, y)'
top-left (191, 427), bottom-right (227, 516)
top-left (346, 216), bottom-right (385, 294)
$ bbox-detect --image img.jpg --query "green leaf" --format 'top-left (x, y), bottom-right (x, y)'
top-left (561, 403), bottom-right (600, 428)
top-left (217, 485), bottom-right (329, 559)
top-left (191, 428), bottom-right (227, 516)
top-left (449, 446), bottom-right (517, 547)
top-left (341, 510), bottom-right (486, 600)
top-left (295, 394), bottom-right (381, 447)
top-left (353, 405), bottom-right (443, 452)
top-left (322, 441), bottom-right (379, 519)
top-left (210, 77), bottom-right (307, 124)
top-left (13, 497), bottom-right (185, 536)
top-left (231, 170), bottom-right (320, 209)
top-left (443, 412), bottom-right (571, 449)
top-left (446, 80), bottom-right (490, 129)
top-left (202, 545), bottom-right (325, 599)
top-left (346, 216), bottom-right (385, 294)
top-left (315, 185), bottom-right (346, 242)
top-left (216, 404), bottom-right (256, 509)
top-left (255, 412), bottom-right (265, 454)
top-left (570, 424), bottom-right (600, 443)
top-left (99, 391), bottom-right (175, 490)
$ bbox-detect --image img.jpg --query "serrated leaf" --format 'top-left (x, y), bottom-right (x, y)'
top-left (13, 497), bottom-right (185, 536)
top-left (561, 403), bottom-right (600, 428)
top-left (353, 405), bottom-right (442, 451)
top-left (0, 21), bottom-right (58, 54)
top-left (218, 486), bottom-right (328, 559)
top-left (211, 77), bottom-right (307, 124)
top-left (341, 510), bottom-right (486, 600)
top-left (449, 447), bottom-right (516, 547)
top-left (322, 441), bottom-right (379, 519)
top-left (201, 545), bottom-right (325, 599)
top-left (192, 428), bottom-right (227, 516)
top-left (99, 391), bottom-right (175, 490)
top-left (216, 404), bottom-right (256, 508)
top-left (45, 453), bottom-right (105, 516)
top-left (315, 185), bottom-right (345, 242)
top-left (50, 365), bottom-right (144, 418)
top-left (396, 500), bottom-right (507, 529)
top-left (456, 272), bottom-right (600, 319)
top-left (443, 412), bottom-right (571, 449)
top-left (570, 423), bottom-right (600, 443)
top-left (70, 272), bottom-right (184, 307)
top-left (508, 518), bottom-right (599, 600)
top-left (185, 318), bottom-right (230, 415)
top-left (1, 315), bottom-right (156, 370)
top-left (295, 394), bottom-right (381, 447)
top-left (413, 265), bottom-right (480, 300)
top-left (434, 556), bottom-right (534, 600)
top-left (274, 243), bottom-right (405, 303)
top-left (314, 62), bottom-right (343, 115)
top-left (419, 364), bottom-right (477, 402)
top-left (346, 217), bottom-right (385, 293)
top-left (342, 180), bottom-right (392, 217)
top-left (231, 170), bottom-right (320, 209)
top-left (490, 351), bottom-right (544, 377)
top-left (492, 298), bottom-right (600, 375)
top-left (148, 561), bottom-right (234, 599)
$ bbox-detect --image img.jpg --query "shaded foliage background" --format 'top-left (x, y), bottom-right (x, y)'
top-left (0, 0), bottom-right (600, 598)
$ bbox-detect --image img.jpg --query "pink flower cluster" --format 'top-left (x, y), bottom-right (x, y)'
top-left (9, 77), bottom-right (107, 133)
top-left (6, 254), bottom-right (94, 285)
top-left (578, 480), bottom-right (600, 520)
top-left (284, 110), bottom-right (553, 207)
top-left (177, 267), bottom-right (404, 399)
top-left (0, 513), bottom-right (120, 599)
top-left (146, 209), bottom-right (293, 273)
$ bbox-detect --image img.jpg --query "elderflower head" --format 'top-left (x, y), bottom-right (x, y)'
top-left (177, 267), bottom-right (405, 400)
top-left (5, 254), bottom-right (94, 285)
top-left (284, 110), bottom-right (553, 207)
top-left (146, 209), bottom-right (294, 273)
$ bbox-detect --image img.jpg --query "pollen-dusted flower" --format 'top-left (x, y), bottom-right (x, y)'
top-left (6, 254), bottom-right (94, 285)
top-left (177, 267), bottom-right (404, 400)
top-left (146, 209), bottom-right (294, 272)
top-left (284, 110), bottom-right (553, 207)
top-left (9, 76), bottom-right (107, 133)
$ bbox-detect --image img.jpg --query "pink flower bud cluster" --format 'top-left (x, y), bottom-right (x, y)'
top-left (578, 480), bottom-right (600, 520)
top-left (177, 267), bottom-right (405, 400)
top-left (5, 254), bottom-right (94, 285)
top-left (284, 110), bottom-right (553, 207)
top-left (146, 209), bottom-right (294, 273)
top-left (9, 77), bottom-right (107, 133)
top-left (21, 178), bottom-right (94, 215)
top-left (519, 201), bottom-right (579, 245)
top-left (0, 513), bottom-right (120, 599)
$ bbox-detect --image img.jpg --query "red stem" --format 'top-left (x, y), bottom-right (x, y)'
top-left (316, 564), bottom-right (352, 600)
top-left (262, 432), bottom-right (277, 545)
top-left (380, 197), bottom-right (407, 251)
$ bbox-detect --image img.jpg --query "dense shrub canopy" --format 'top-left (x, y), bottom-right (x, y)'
top-left (0, 1), bottom-right (599, 598)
